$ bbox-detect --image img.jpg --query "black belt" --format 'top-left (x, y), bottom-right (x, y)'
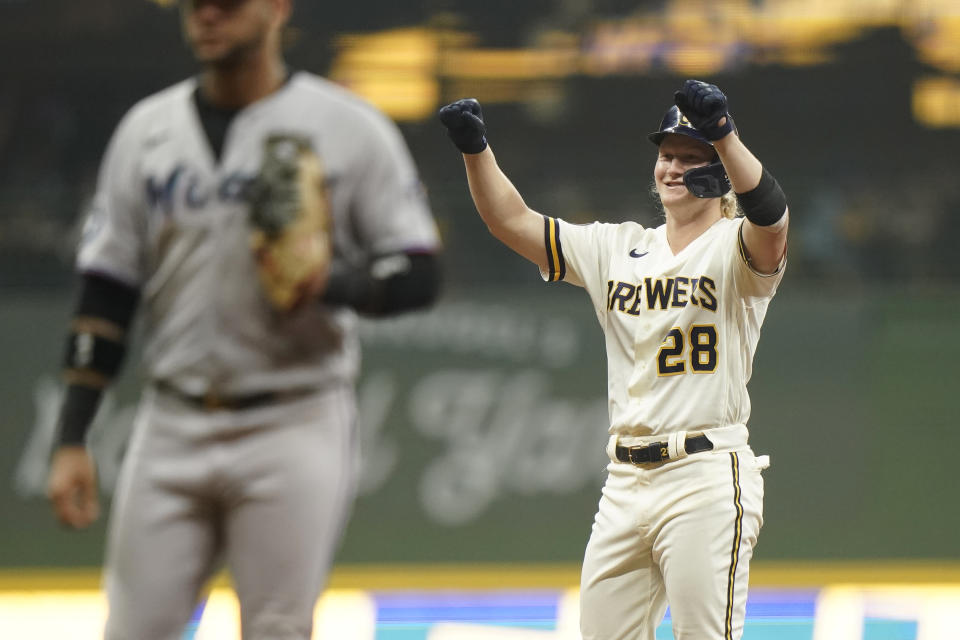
top-left (154, 380), bottom-right (316, 411)
top-left (615, 434), bottom-right (714, 465)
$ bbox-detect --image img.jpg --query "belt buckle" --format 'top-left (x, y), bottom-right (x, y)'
top-left (624, 442), bottom-right (665, 464)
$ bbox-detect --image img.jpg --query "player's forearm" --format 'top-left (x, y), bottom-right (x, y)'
top-left (56, 274), bottom-right (139, 445)
top-left (716, 133), bottom-right (789, 273)
top-left (712, 133), bottom-right (762, 194)
top-left (438, 99), bottom-right (546, 266)
top-left (462, 147), bottom-right (544, 263)
top-left (716, 133), bottom-right (788, 228)
top-left (463, 147), bottom-right (527, 231)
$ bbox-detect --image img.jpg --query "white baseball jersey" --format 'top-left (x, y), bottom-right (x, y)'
top-left (542, 215), bottom-right (784, 437)
top-left (77, 71), bottom-right (440, 396)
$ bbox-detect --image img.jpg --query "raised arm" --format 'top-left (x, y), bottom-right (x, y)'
top-left (674, 80), bottom-right (789, 274)
top-left (438, 99), bottom-right (547, 269)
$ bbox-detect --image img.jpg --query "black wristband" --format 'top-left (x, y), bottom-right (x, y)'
top-left (57, 385), bottom-right (104, 446)
top-left (322, 252), bottom-right (440, 316)
top-left (322, 265), bottom-right (379, 310)
top-left (736, 168), bottom-right (787, 227)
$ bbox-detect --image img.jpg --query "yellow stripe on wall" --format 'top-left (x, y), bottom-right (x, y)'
top-left (1, 561), bottom-right (959, 591)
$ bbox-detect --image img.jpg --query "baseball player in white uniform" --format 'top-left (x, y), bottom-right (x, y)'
top-left (45, 1), bottom-right (441, 638)
top-left (439, 79), bottom-right (788, 640)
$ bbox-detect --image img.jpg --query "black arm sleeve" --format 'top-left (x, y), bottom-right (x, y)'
top-left (322, 251), bottom-right (441, 317)
top-left (75, 272), bottom-right (141, 325)
top-left (57, 273), bottom-right (139, 446)
top-left (736, 167), bottom-right (787, 227)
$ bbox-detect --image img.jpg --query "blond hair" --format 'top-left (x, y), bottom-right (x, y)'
top-left (720, 190), bottom-right (739, 219)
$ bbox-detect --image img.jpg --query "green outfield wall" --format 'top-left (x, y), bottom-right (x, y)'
top-left (2, 284), bottom-right (957, 568)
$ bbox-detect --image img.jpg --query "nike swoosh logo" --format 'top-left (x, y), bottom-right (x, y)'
top-left (629, 249), bottom-right (649, 258)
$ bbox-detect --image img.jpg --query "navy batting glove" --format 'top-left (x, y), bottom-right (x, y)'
top-left (438, 98), bottom-right (488, 154)
top-left (674, 79), bottom-right (735, 141)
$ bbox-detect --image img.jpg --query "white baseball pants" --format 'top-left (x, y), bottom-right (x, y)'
top-left (580, 429), bottom-right (768, 640)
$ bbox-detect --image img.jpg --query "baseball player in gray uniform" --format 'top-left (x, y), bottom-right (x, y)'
top-left (45, 1), bottom-right (441, 638)
top-left (439, 80), bottom-right (787, 640)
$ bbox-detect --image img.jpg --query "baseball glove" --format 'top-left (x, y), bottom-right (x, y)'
top-left (247, 134), bottom-right (332, 312)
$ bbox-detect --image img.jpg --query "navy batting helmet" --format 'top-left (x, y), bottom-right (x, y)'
top-left (648, 105), bottom-right (731, 198)
top-left (647, 105), bottom-right (713, 147)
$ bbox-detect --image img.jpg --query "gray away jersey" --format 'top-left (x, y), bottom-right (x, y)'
top-left (542, 216), bottom-right (784, 437)
top-left (78, 71), bottom-right (440, 396)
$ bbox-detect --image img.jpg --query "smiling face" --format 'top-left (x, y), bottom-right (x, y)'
top-left (653, 133), bottom-right (718, 212)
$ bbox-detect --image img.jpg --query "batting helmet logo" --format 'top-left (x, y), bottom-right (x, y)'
top-left (648, 105), bottom-right (713, 147)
